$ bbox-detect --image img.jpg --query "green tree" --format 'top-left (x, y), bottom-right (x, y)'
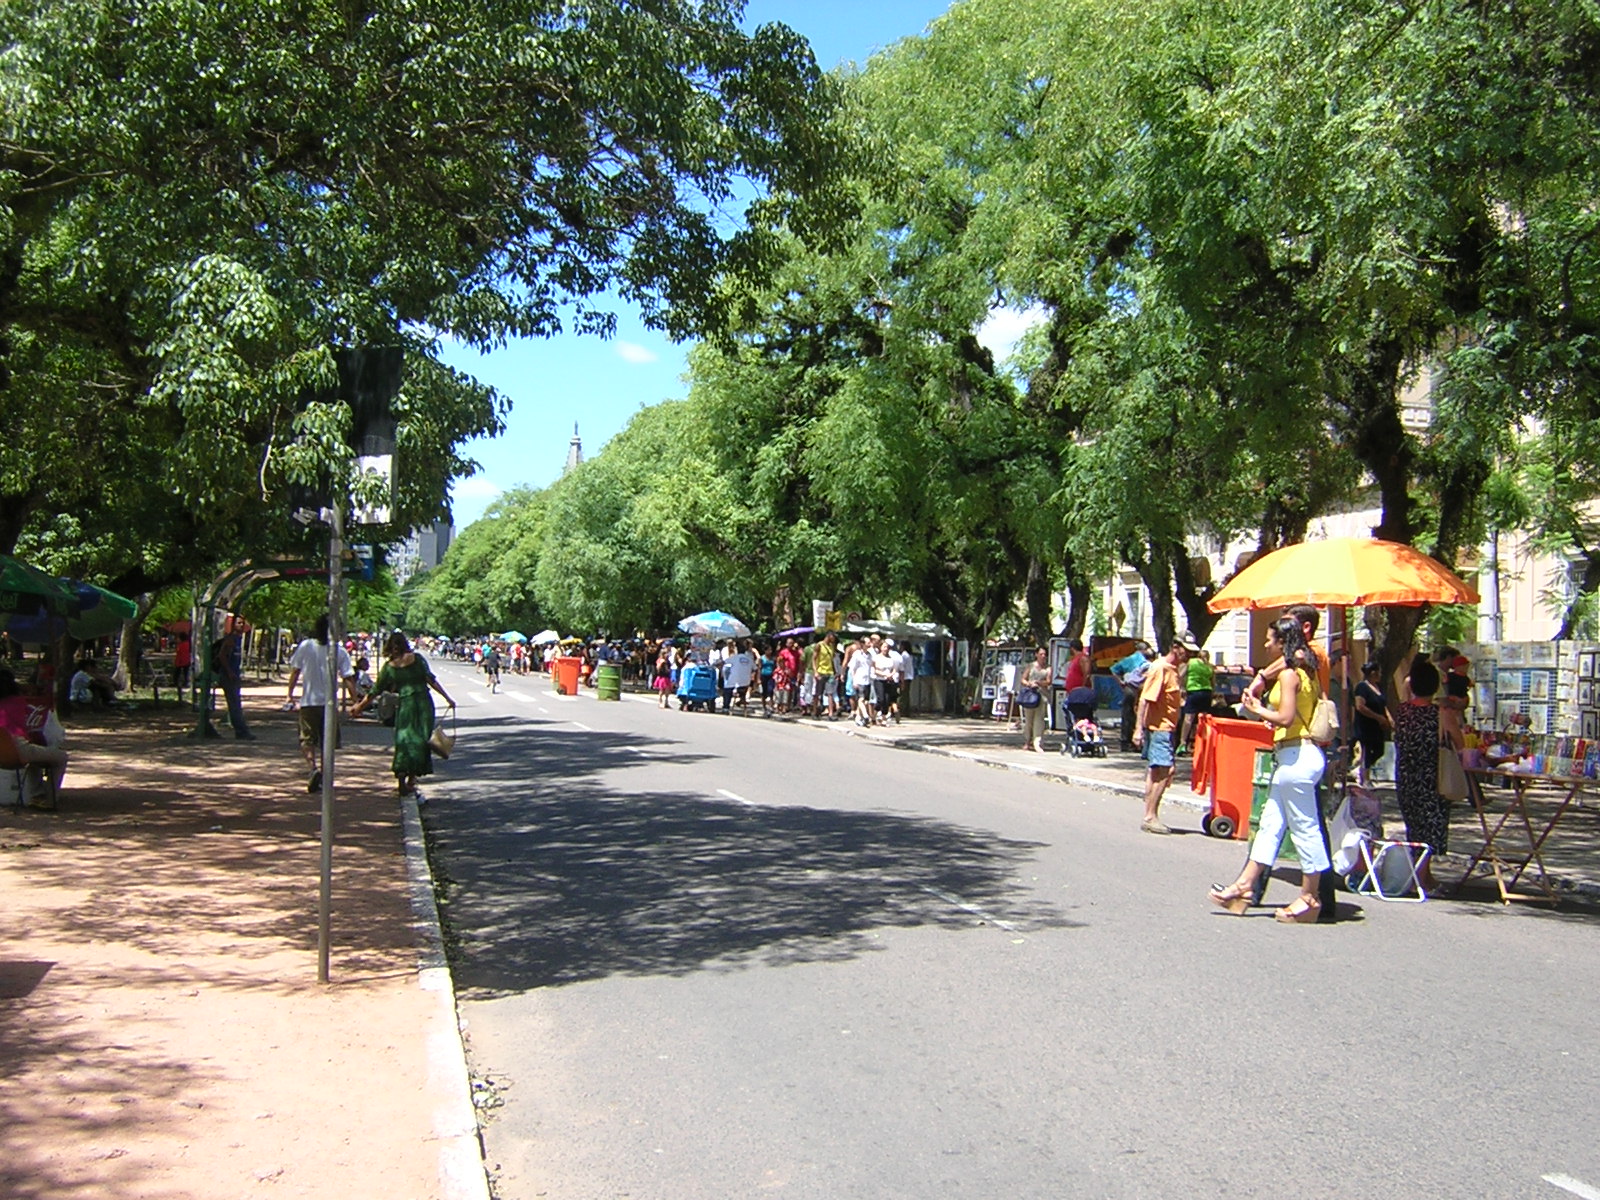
top-left (1, 0), bottom-right (849, 598)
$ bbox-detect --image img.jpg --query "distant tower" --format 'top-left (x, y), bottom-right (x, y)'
top-left (564, 422), bottom-right (584, 474)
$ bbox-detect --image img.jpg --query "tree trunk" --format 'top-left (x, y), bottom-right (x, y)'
top-left (1129, 544), bottom-right (1176, 649)
top-left (1172, 548), bottom-right (1222, 646)
top-left (1367, 603), bottom-right (1428, 700)
top-left (1024, 556), bottom-right (1053, 645)
top-left (1062, 551), bottom-right (1091, 641)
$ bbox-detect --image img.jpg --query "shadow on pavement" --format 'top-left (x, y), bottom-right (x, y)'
top-left (424, 724), bottom-right (1075, 996)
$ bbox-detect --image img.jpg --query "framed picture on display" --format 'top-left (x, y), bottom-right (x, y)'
top-left (1529, 705), bottom-right (1550, 734)
top-left (1579, 681), bottom-right (1594, 707)
top-left (1582, 652), bottom-right (1598, 680)
top-left (1530, 642), bottom-right (1558, 667)
top-left (1497, 701), bottom-right (1523, 728)
top-left (1497, 670), bottom-right (1524, 695)
top-left (1499, 642), bottom-right (1527, 667)
top-left (1530, 672), bottom-right (1552, 701)
top-left (1585, 711), bottom-right (1600, 741)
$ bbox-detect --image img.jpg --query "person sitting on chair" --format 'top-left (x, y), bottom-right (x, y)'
top-left (0, 667), bottom-right (67, 806)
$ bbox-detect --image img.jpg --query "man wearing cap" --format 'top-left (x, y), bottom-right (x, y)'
top-left (1133, 637), bottom-right (1192, 834)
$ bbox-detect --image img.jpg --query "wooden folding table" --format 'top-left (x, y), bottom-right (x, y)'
top-left (1459, 767), bottom-right (1595, 904)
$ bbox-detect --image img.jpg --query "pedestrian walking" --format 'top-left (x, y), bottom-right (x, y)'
top-left (352, 632), bottom-right (456, 797)
top-left (1018, 647), bottom-right (1052, 752)
top-left (1133, 638), bottom-right (1190, 832)
top-left (285, 615), bottom-right (356, 794)
top-left (1210, 618), bottom-right (1328, 921)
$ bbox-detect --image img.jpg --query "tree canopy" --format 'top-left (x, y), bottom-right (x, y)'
top-left (1, 0), bottom-right (849, 601)
top-left (422, 0), bottom-right (1600, 656)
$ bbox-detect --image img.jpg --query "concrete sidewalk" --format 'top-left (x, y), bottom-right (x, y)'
top-left (0, 684), bottom-right (485, 1200)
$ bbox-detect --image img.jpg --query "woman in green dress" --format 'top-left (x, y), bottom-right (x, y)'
top-left (353, 632), bottom-right (455, 795)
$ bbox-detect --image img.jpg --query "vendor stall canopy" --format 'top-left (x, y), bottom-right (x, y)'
top-left (1208, 537), bottom-right (1479, 611)
top-left (0, 555), bottom-right (138, 644)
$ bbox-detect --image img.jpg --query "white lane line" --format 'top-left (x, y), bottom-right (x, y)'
top-left (1545, 1175), bottom-right (1600, 1200)
top-left (715, 788), bottom-right (755, 807)
top-left (504, 691), bottom-right (538, 703)
top-left (921, 886), bottom-right (1019, 933)
top-left (459, 690), bottom-right (489, 706)
top-left (570, 721), bottom-right (592, 732)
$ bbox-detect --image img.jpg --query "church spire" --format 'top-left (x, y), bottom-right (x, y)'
top-left (564, 422), bottom-right (584, 474)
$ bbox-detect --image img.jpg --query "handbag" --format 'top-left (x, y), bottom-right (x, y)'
top-left (1018, 686), bottom-right (1042, 709)
top-left (1437, 741), bottom-right (1468, 802)
top-left (428, 713), bottom-right (456, 759)
top-left (1307, 694), bottom-right (1339, 744)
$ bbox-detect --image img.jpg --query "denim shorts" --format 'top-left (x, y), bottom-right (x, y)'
top-left (1143, 729), bottom-right (1175, 768)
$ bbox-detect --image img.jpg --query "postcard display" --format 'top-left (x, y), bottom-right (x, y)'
top-left (1462, 640), bottom-right (1600, 771)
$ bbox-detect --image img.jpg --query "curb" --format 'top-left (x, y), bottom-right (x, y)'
top-left (400, 794), bottom-right (493, 1200)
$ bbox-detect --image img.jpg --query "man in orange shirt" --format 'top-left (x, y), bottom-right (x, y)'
top-left (1133, 638), bottom-right (1194, 834)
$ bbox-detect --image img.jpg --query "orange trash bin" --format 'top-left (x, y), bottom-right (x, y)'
top-left (1191, 714), bottom-right (1276, 840)
top-left (553, 656), bottom-right (582, 696)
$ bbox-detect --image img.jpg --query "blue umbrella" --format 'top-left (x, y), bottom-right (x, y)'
top-left (677, 610), bottom-right (751, 639)
top-left (501, 631), bottom-right (528, 643)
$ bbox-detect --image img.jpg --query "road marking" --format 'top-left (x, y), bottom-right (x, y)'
top-left (715, 789), bottom-right (755, 807)
top-left (1545, 1175), bottom-right (1600, 1200)
top-left (921, 886), bottom-right (1019, 933)
top-left (504, 691), bottom-right (538, 703)
top-left (570, 721), bottom-right (592, 732)
top-left (459, 690), bottom-right (488, 706)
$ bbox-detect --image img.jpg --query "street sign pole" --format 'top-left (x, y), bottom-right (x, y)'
top-left (318, 500), bottom-right (345, 984)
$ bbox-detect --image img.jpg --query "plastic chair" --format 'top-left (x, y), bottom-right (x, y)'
top-left (0, 727), bottom-right (58, 811)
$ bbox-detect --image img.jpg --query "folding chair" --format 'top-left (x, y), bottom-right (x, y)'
top-left (1350, 839), bottom-right (1432, 902)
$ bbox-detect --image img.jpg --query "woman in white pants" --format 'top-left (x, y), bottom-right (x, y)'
top-left (1209, 618), bottom-right (1328, 923)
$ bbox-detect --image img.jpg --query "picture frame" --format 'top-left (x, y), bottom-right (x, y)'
top-left (1497, 670), bottom-right (1524, 696)
top-left (1582, 652), bottom-right (1598, 681)
top-left (1530, 641), bottom-right (1558, 667)
top-left (1529, 704), bottom-right (1550, 735)
top-left (1578, 681), bottom-right (1594, 707)
top-left (1497, 701), bottom-right (1523, 728)
top-left (1585, 711), bottom-right (1600, 741)
top-left (1499, 642), bottom-right (1527, 667)
top-left (1530, 671), bottom-right (1552, 702)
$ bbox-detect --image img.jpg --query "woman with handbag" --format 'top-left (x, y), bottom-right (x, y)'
top-left (352, 632), bottom-right (455, 797)
top-left (1209, 617), bottom-right (1330, 923)
top-left (1393, 652), bottom-right (1447, 889)
top-left (1019, 647), bottom-right (1052, 753)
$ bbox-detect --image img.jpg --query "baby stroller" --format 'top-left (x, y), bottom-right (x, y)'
top-left (677, 663), bottom-right (719, 712)
top-left (1062, 686), bottom-right (1107, 757)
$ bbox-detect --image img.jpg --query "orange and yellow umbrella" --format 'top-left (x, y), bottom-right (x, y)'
top-left (1207, 537), bottom-right (1479, 612)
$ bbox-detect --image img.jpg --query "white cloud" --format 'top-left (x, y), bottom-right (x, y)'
top-left (615, 340), bottom-right (659, 365)
top-left (452, 476), bottom-right (503, 500)
top-left (976, 302), bottom-right (1048, 362)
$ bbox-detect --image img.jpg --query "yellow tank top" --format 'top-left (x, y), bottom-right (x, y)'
top-left (1270, 668), bottom-right (1318, 743)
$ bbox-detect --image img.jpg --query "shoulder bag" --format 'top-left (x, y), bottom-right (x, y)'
top-left (1437, 739), bottom-right (1468, 802)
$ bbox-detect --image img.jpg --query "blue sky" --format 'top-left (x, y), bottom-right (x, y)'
top-left (438, 0), bottom-right (958, 528)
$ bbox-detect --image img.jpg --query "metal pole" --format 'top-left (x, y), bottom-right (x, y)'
top-left (318, 502), bottom-right (345, 984)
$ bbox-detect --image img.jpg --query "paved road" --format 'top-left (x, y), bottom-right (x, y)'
top-left (422, 662), bottom-right (1600, 1200)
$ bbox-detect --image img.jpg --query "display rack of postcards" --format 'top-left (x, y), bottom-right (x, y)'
top-left (1459, 641), bottom-right (1600, 742)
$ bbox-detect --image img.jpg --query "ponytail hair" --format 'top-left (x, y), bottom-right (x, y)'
top-left (1270, 616), bottom-right (1318, 688)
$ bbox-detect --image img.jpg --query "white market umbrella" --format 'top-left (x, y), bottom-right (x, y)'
top-left (678, 610), bottom-right (751, 639)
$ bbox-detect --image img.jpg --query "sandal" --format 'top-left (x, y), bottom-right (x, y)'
top-left (1208, 882), bottom-right (1252, 914)
top-left (1274, 897), bottom-right (1322, 924)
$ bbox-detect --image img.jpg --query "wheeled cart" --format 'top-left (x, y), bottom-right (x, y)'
top-left (677, 663), bottom-right (719, 711)
top-left (1190, 714), bottom-right (1276, 839)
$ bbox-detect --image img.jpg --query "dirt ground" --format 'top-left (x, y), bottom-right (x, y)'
top-left (0, 686), bottom-right (452, 1199)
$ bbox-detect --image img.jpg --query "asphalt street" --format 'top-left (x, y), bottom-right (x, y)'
top-left (421, 661), bottom-right (1600, 1200)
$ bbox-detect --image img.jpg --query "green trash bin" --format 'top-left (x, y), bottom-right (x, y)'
top-left (595, 663), bottom-right (621, 701)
